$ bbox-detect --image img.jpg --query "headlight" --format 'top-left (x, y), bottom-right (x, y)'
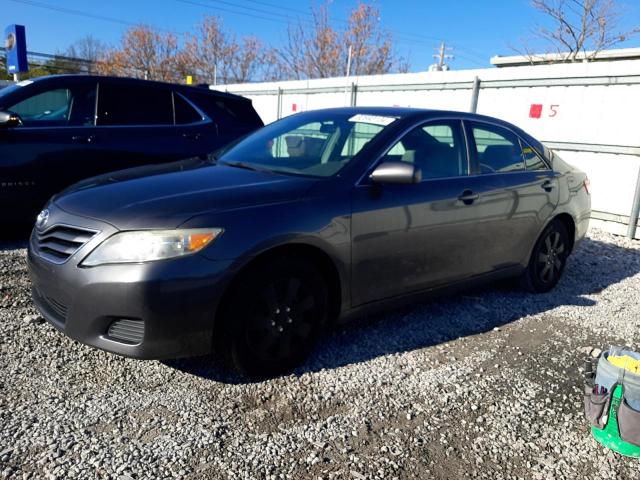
top-left (81, 228), bottom-right (222, 266)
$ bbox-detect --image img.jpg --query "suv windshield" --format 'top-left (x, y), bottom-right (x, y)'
top-left (218, 111), bottom-right (398, 177)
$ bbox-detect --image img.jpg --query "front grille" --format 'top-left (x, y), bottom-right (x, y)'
top-left (107, 319), bottom-right (145, 345)
top-left (35, 225), bottom-right (98, 264)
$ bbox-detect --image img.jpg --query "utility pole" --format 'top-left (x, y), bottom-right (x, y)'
top-left (430, 41), bottom-right (454, 71)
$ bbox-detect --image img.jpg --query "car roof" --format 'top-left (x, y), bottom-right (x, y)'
top-left (298, 106), bottom-right (543, 149)
top-left (300, 106), bottom-right (513, 124)
top-left (27, 74), bottom-right (250, 103)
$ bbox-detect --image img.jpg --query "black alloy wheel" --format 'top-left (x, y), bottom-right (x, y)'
top-left (522, 219), bottom-right (570, 293)
top-left (219, 257), bottom-right (328, 378)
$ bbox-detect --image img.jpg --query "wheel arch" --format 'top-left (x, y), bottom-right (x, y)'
top-left (552, 212), bottom-right (576, 254)
top-left (214, 241), bottom-right (345, 339)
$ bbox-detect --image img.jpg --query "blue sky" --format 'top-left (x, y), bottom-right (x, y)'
top-left (4, 0), bottom-right (640, 71)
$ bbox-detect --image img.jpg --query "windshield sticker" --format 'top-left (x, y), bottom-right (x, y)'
top-left (348, 114), bottom-right (397, 126)
top-left (17, 80), bottom-right (34, 87)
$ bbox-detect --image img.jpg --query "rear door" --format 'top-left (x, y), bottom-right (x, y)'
top-left (465, 120), bottom-right (559, 267)
top-left (92, 81), bottom-right (202, 173)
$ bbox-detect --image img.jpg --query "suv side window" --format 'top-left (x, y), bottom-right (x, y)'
top-left (6, 85), bottom-right (97, 127)
top-left (97, 83), bottom-right (173, 126)
top-left (7, 88), bottom-right (73, 126)
top-left (173, 93), bottom-right (204, 124)
top-left (383, 121), bottom-right (467, 180)
top-left (471, 123), bottom-right (525, 174)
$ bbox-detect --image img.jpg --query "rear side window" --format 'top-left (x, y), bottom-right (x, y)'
top-left (471, 123), bottom-right (525, 173)
top-left (185, 91), bottom-right (262, 127)
top-left (97, 83), bottom-right (173, 126)
top-left (173, 93), bottom-right (203, 124)
top-left (521, 143), bottom-right (548, 170)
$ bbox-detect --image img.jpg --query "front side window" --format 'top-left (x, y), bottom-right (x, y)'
top-left (472, 123), bottom-right (526, 174)
top-left (97, 83), bottom-right (173, 126)
top-left (218, 111), bottom-right (399, 177)
top-left (7, 89), bottom-right (72, 126)
top-left (383, 122), bottom-right (467, 180)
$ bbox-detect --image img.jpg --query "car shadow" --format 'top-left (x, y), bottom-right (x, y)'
top-left (160, 236), bottom-right (639, 384)
top-left (0, 222), bottom-right (32, 249)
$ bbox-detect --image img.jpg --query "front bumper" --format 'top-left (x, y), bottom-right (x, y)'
top-left (27, 208), bottom-right (233, 360)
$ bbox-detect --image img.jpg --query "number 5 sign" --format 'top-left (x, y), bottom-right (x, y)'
top-left (529, 104), bottom-right (559, 119)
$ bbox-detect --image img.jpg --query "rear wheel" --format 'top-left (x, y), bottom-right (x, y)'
top-left (521, 219), bottom-right (570, 293)
top-left (218, 257), bottom-right (327, 378)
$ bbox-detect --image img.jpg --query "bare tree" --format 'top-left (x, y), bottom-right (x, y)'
top-left (231, 37), bottom-right (265, 83)
top-left (530, 0), bottom-right (640, 60)
top-left (344, 3), bottom-right (394, 76)
top-left (177, 16), bottom-right (238, 84)
top-left (276, 1), bottom-right (407, 80)
top-left (98, 25), bottom-right (180, 81)
top-left (176, 16), bottom-right (272, 84)
top-left (66, 36), bottom-right (107, 63)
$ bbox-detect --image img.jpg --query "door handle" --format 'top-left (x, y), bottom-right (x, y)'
top-left (72, 135), bottom-right (95, 144)
top-left (541, 180), bottom-right (555, 192)
top-left (458, 190), bottom-right (479, 205)
top-left (182, 133), bottom-right (202, 140)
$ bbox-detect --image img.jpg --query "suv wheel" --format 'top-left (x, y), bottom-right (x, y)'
top-left (521, 219), bottom-right (570, 293)
top-left (219, 257), bottom-right (327, 378)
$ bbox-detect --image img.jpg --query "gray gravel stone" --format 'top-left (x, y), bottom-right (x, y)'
top-left (1, 228), bottom-right (640, 479)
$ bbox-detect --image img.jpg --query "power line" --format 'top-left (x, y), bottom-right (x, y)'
top-left (7, 0), bottom-right (188, 36)
top-left (175, 0), bottom-right (291, 25)
top-left (9, 0), bottom-right (490, 67)
top-left (192, 0), bottom-right (489, 62)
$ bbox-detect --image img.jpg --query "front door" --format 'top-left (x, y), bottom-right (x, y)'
top-left (351, 119), bottom-right (497, 306)
top-left (0, 82), bottom-right (98, 221)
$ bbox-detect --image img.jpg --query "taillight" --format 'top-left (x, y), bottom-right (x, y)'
top-left (584, 178), bottom-right (590, 194)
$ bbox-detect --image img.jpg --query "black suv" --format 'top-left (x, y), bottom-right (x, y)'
top-left (0, 75), bottom-right (263, 224)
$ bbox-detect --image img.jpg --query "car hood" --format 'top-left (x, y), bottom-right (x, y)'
top-left (54, 158), bottom-right (317, 230)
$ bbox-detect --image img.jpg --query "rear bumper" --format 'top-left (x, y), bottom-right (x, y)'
top-left (28, 223), bottom-right (233, 360)
top-left (575, 210), bottom-right (590, 247)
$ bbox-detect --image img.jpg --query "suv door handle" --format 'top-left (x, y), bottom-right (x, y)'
top-left (541, 180), bottom-right (555, 192)
top-left (182, 132), bottom-right (202, 140)
top-left (458, 190), bottom-right (479, 205)
top-left (72, 135), bottom-right (95, 144)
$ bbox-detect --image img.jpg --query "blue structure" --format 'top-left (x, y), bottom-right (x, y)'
top-left (4, 24), bottom-right (28, 75)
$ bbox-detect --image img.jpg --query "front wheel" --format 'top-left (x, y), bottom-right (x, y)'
top-left (521, 219), bottom-right (570, 293)
top-left (218, 257), bottom-right (328, 378)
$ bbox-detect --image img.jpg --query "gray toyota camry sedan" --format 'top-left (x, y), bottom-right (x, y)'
top-left (28, 107), bottom-right (591, 377)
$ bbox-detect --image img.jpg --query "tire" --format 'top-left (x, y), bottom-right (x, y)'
top-left (218, 257), bottom-right (328, 378)
top-left (521, 219), bottom-right (570, 293)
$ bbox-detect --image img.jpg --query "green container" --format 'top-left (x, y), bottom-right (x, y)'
top-left (592, 385), bottom-right (640, 458)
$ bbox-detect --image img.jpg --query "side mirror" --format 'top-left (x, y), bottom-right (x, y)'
top-left (0, 111), bottom-right (21, 128)
top-left (369, 161), bottom-right (422, 185)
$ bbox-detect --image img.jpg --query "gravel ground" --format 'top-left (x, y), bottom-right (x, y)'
top-left (1, 227), bottom-right (640, 479)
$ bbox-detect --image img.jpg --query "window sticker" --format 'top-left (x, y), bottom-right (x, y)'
top-left (348, 114), bottom-right (397, 126)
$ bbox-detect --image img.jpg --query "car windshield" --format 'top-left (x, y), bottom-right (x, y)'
top-left (217, 111), bottom-right (399, 177)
